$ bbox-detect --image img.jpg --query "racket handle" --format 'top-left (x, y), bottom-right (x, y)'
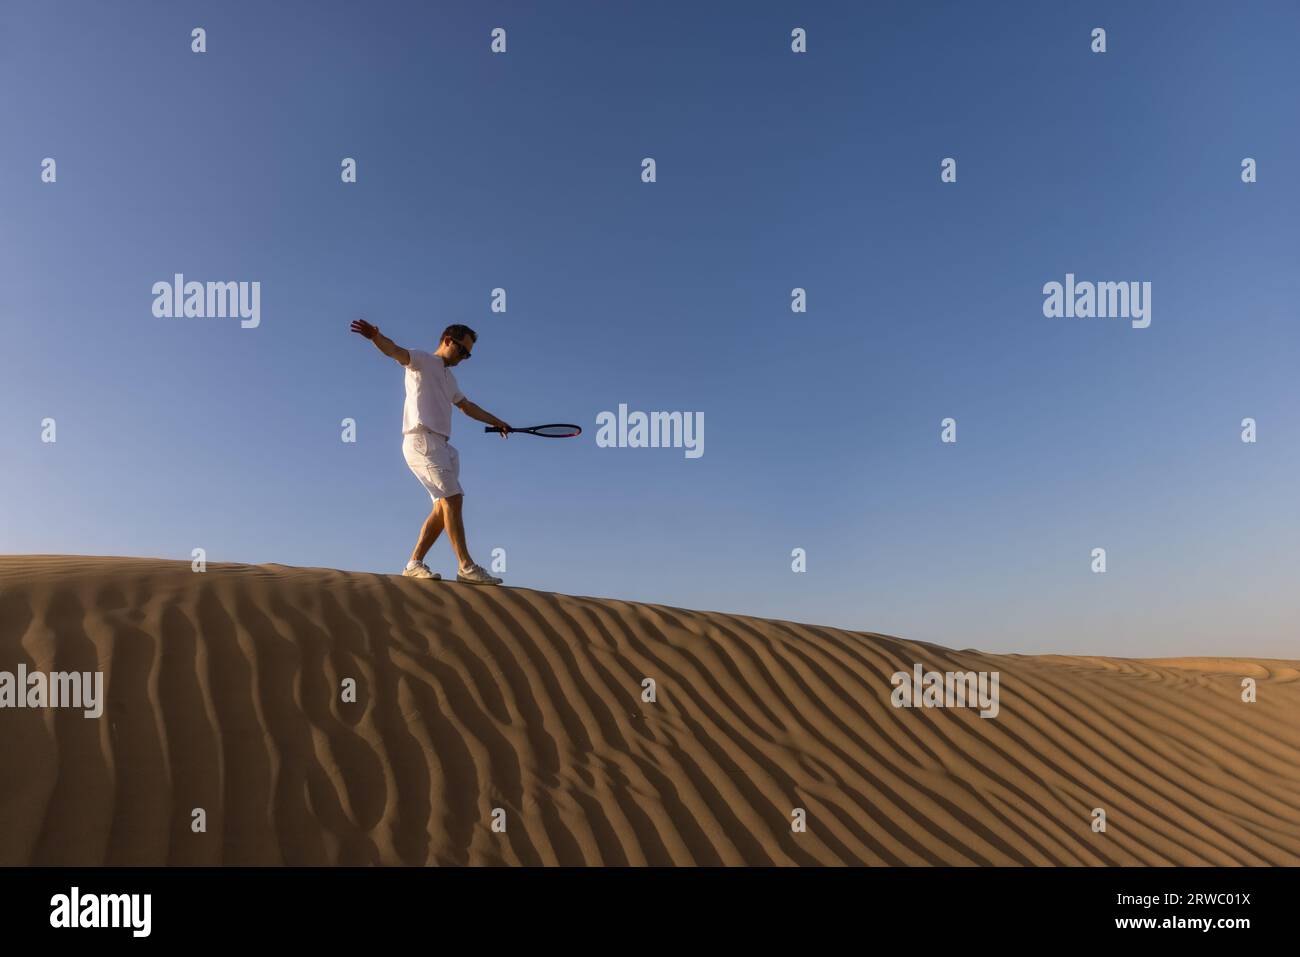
top-left (484, 426), bottom-right (511, 433)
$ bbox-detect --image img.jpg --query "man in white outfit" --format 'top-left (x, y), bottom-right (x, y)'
top-left (350, 319), bottom-right (509, 585)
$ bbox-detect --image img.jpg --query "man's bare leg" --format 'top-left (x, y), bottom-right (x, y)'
top-left (440, 493), bottom-right (473, 570)
top-left (410, 503), bottom-right (445, 564)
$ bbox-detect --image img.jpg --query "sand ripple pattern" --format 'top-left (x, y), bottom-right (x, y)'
top-left (1, 556), bottom-right (1297, 865)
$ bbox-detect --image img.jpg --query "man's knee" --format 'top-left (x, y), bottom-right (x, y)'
top-left (441, 493), bottom-right (464, 511)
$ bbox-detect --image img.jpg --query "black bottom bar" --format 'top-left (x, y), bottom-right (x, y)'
top-left (0, 866), bottom-right (1289, 943)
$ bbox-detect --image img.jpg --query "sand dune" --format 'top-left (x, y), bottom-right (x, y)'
top-left (0, 554), bottom-right (1296, 865)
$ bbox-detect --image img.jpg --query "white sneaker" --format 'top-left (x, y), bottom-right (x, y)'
top-left (402, 560), bottom-right (441, 580)
top-left (457, 563), bottom-right (503, 586)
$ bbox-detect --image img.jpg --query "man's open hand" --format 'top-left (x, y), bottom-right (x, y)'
top-left (350, 319), bottom-right (379, 339)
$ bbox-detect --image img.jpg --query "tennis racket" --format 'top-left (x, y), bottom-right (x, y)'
top-left (484, 424), bottom-right (582, 437)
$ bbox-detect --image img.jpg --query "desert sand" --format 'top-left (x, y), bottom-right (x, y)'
top-left (0, 555), bottom-right (1296, 866)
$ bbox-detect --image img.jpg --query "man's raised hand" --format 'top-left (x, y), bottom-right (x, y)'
top-left (352, 319), bottom-right (411, 366)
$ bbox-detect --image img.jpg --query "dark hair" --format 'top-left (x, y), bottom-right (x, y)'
top-left (441, 324), bottom-right (477, 344)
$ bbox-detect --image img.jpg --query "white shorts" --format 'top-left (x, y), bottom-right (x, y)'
top-left (402, 430), bottom-right (463, 503)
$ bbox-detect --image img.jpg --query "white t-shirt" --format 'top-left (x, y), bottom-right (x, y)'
top-left (402, 349), bottom-right (465, 438)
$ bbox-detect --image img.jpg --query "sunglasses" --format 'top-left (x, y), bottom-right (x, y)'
top-left (448, 337), bottom-right (472, 360)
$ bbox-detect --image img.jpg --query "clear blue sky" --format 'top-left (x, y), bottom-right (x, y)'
top-left (3, 1), bottom-right (1297, 657)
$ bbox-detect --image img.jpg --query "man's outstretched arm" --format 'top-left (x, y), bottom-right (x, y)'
top-left (350, 319), bottom-right (410, 366)
top-left (455, 398), bottom-right (511, 437)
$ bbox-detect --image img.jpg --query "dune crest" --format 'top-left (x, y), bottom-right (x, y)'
top-left (1, 555), bottom-right (1297, 866)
